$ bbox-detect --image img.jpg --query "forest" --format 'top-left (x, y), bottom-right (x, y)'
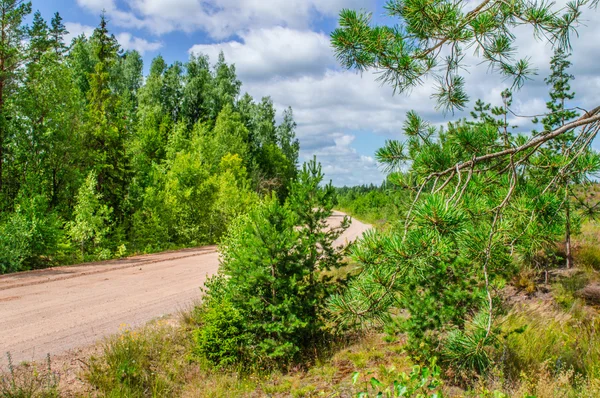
top-left (0, 4), bottom-right (299, 273)
top-left (4, 0), bottom-right (600, 397)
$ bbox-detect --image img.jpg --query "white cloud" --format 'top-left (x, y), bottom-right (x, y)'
top-left (116, 32), bottom-right (162, 54)
top-left (300, 133), bottom-right (383, 187)
top-left (64, 22), bottom-right (94, 43)
top-left (65, 22), bottom-right (161, 55)
top-left (189, 27), bottom-right (334, 81)
top-left (76, 0), bottom-right (375, 38)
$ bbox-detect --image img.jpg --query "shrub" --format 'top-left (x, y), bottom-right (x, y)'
top-left (194, 159), bottom-right (349, 369)
top-left (0, 195), bottom-right (62, 273)
top-left (193, 298), bottom-right (246, 369)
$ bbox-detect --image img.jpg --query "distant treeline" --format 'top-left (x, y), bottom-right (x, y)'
top-left (335, 181), bottom-right (404, 226)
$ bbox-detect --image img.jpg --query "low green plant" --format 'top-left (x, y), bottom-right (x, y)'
top-left (574, 245), bottom-right (600, 270)
top-left (0, 353), bottom-right (59, 398)
top-left (442, 312), bottom-right (500, 382)
top-left (351, 363), bottom-right (443, 397)
top-left (192, 299), bottom-right (246, 369)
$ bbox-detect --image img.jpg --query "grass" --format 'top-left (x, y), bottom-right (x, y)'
top-left (0, 353), bottom-right (59, 398)
top-left (76, 291), bottom-right (600, 397)
top-left (82, 316), bottom-right (420, 398)
top-left (49, 217), bottom-right (600, 397)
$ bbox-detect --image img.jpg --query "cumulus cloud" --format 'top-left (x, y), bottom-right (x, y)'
top-left (189, 27), bottom-right (334, 81)
top-left (76, 0), bottom-right (375, 38)
top-left (299, 134), bottom-right (382, 187)
top-left (116, 32), bottom-right (162, 54)
top-left (64, 22), bottom-right (94, 42)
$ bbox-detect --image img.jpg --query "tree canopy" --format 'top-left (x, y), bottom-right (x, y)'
top-left (0, 5), bottom-right (299, 272)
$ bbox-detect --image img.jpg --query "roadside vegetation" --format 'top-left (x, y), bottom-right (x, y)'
top-left (335, 183), bottom-right (400, 229)
top-left (5, 0), bottom-right (600, 397)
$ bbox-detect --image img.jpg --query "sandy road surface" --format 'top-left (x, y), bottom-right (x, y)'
top-left (0, 212), bottom-right (369, 363)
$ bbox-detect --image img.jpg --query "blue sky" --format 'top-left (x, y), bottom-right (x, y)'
top-left (32, 0), bottom-right (600, 186)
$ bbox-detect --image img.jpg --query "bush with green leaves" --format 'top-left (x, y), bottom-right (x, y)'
top-left (66, 171), bottom-right (113, 260)
top-left (0, 195), bottom-right (62, 273)
top-left (194, 159), bottom-right (349, 369)
top-left (352, 363), bottom-right (443, 398)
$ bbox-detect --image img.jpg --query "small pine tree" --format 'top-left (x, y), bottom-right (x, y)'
top-left (196, 159), bottom-right (349, 368)
top-left (541, 49), bottom-right (579, 268)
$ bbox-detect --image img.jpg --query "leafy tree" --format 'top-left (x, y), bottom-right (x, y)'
top-left (182, 54), bottom-right (212, 126)
top-left (15, 49), bottom-right (83, 215)
top-left (0, 194), bottom-right (61, 272)
top-left (211, 51), bottom-right (241, 119)
top-left (0, 0), bottom-right (31, 199)
top-left (196, 159), bottom-right (348, 368)
top-left (67, 171), bottom-right (112, 259)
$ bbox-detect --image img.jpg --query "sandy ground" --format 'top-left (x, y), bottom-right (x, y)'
top-left (0, 211), bottom-right (370, 365)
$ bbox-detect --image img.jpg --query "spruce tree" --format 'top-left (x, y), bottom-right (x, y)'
top-left (28, 10), bottom-right (49, 62)
top-left (86, 13), bottom-right (128, 218)
top-left (49, 12), bottom-right (67, 56)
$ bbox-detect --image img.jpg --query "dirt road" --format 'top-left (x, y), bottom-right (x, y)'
top-left (0, 212), bottom-right (369, 363)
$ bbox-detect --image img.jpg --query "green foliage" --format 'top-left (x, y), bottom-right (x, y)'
top-left (442, 312), bottom-right (499, 381)
top-left (66, 171), bottom-right (112, 259)
top-left (331, 0), bottom-right (596, 112)
top-left (192, 297), bottom-right (246, 369)
top-left (195, 159), bottom-right (349, 369)
top-left (0, 195), bottom-right (61, 273)
top-left (352, 364), bottom-right (443, 397)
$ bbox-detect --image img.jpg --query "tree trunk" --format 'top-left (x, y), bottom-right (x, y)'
top-left (566, 195), bottom-right (572, 269)
top-left (0, 6), bottom-right (5, 194)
